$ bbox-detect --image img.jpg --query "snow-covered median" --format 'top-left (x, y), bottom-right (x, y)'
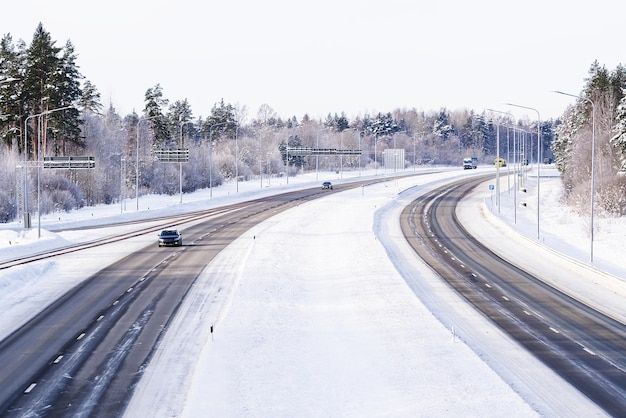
top-left (127, 171), bottom-right (603, 417)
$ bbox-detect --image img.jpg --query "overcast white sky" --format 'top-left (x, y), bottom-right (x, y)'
top-left (3, 0), bottom-right (623, 121)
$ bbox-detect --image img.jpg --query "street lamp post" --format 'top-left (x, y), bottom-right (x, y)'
top-left (488, 109), bottom-right (517, 217)
top-left (120, 156), bottom-right (125, 213)
top-left (259, 128), bottom-right (263, 188)
top-left (553, 90), bottom-right (596, 262)
top-left (413, 133), bottom-right (418, 171)
top-left (178, 119), bottom-right (186, 203)
top-left (22, 113), bottom-right (39, 224)
top-left (235, 124), bottom-right (239, 192)
top-left (33, 105), bottom-right (73, 238)
top-left (507, 103), bottom-right (541, 240)
top-left (354, 129), bottom-right (362, 177)
top-left (496, 122), bottom-right (501, 212)
top-left (486, 111), bottom-right (502, 212)
top-left (509, 124), bottom-right (521, 224)
top-left (374, 133), bottom-right (378, 175)
top-left (340, 130), bottom-right (344, 179)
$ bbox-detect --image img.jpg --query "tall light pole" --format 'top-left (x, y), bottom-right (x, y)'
top-left (508, 123), bottom-right (520, 223)
top-left (413, 133), bottom-right (418, 171)
top-left (374, 133), bottom-right (379, 175)
top-left (23, 113), bottom-right (39, 224)
top-left (235, 124), bottom-right (239, 192)
top-left (178, 118), bottom-right (194, 203)
top-left (120, 156), bottom-right (125, 212)
top-left (553, 90), bottom-right (596, 262)
top-left (339, 129), bottom-right (344, 179)
top-left (35, 105), bottom-right (73, 238)
top-left (507, 103), bottom-right (541, 240)
top-left (488, 109), bottom-right (517, 216)
top-left (487, 111), bottom-right (502, 212)
top-left (259, 127), bottom-right (264, 188)
top-left (136, 115), bottom-right (159, 210)
top-left (356, 129), bottom-right (362, 177)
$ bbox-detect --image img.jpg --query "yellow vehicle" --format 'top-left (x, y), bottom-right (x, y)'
top-left (494, 157), bottom-right (507, 167)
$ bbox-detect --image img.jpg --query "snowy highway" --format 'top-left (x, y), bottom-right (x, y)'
top-left (401, 175), bottom-right (626, 415)
top-left (1, 186), bottom-right (364, 415)
top-left (0, 167), bottom-right (619, 416)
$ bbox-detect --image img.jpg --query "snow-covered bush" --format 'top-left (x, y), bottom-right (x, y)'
top-left (0, 192), bottom-right (15, 223)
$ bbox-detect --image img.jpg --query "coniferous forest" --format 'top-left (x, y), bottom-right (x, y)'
top-left (1, 24), bottom-right (626, 223)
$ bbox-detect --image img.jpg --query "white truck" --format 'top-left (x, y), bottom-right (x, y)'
top-left (463, 157), bottom-right (477, 169)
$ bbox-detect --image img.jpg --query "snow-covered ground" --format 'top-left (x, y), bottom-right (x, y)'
top-left (0, 165), bottom-right (623, 417)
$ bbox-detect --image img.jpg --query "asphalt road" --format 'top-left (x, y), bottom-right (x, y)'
top-left (400, 175), bottom-right (626, 416)
top-left (0, 187), bottom-right (345, 417)
top-left (3, 172), bottom-right (624, 416)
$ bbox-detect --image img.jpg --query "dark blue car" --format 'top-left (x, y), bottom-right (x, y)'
top-left (158, 229), bottom-right (183, 247)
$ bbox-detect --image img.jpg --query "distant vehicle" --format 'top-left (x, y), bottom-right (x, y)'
top-left (463, 157), bottom-right (477, 169)
top-left (322, 181), bottom-right (333, 189)
top-left (494, 157), bottom-right (507, 167)
top-left (158, 229), bottom-right (182, 247)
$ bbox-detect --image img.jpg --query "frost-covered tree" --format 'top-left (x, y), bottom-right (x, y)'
top-left (433, 108), bottom-right (454, 140)
top-left (143, 84), bottom-right (170, 147)
top-left (23, 24), bottom-right (83, 158)
top-left (610, 91), bottom-right (626, 172)
top-left (203, 99), bottom-right (238, 139)
top-left (324, 112), bottom-right (350, 131)
top-left (168, 99), bottom-right (194, 148)
top-left (0, 34), bottom-right (25, 149)
top-left (1, 26), bottom-right (84, 155)
top-left (369, 112), bottom-right (398, 136)
top-left (256, 103), bottom-right (276, 125)
top-left (553, 61), bottom-right (626, 215)
top-left (552, 104), bottom-right (579, 175)
top-left (48, 39), bottom-right (84, 155)
top-left (78, 80), bottom-right (102, 115)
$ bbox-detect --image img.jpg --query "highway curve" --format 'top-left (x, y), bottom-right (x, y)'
top-left (400, 176), bottom-right (626, 416)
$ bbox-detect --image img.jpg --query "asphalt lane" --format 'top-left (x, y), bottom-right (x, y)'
top-left (0, 181), bottom-right (373, 416)
top-left (400, 176), bottom-right (626, 416)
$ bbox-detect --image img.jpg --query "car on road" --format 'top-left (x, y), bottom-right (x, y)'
top-left (158, 229), bottom-right (183, 247)
top-left (494, 157), bottom-right (507, 167)
top-left (322, 181), bottom-right (333, 189)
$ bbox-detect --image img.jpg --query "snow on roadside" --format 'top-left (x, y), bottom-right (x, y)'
top-left (0, 167), bottom-right (617, 417)
top-left (128, 171), bottom-right (603, 417)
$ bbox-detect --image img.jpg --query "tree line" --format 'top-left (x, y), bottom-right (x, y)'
top-left (555, 61), bottom-right (626, 217)
top-left (1, 25), bottom-right (625, 223)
